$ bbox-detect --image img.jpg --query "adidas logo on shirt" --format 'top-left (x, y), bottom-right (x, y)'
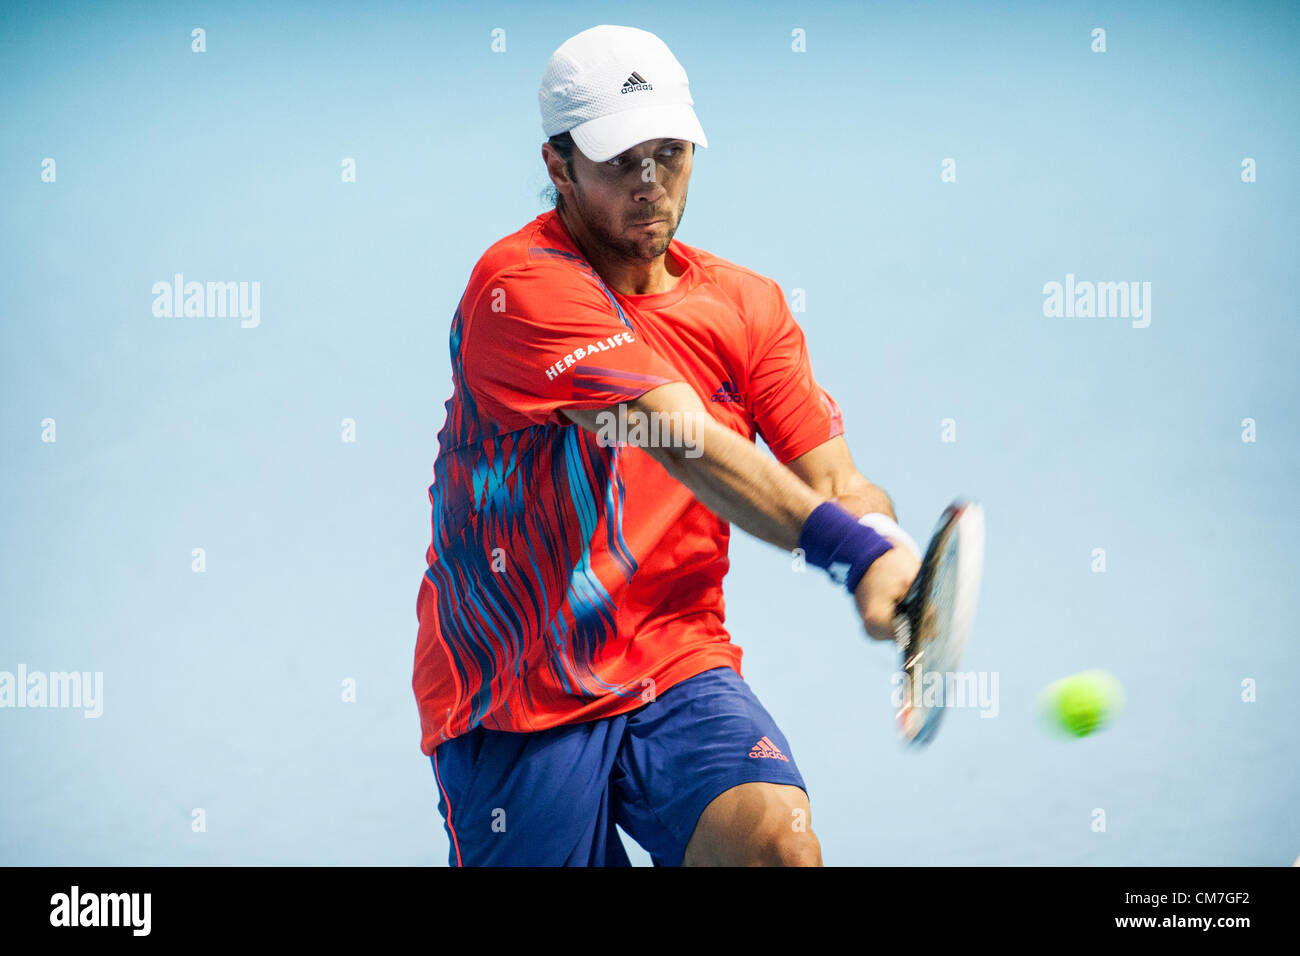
top-left (710, 380), bottom-right (744, 404)
top-left (748, 735), bottom-right (790, 761)
top-left (621, 71), bottom-right (652, 94)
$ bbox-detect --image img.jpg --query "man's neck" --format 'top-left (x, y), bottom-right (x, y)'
top-left (558, 207), bottom-right (683, 296)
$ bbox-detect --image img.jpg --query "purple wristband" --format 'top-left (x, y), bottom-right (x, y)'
top-left (798, 502), bottom-right (895, 594)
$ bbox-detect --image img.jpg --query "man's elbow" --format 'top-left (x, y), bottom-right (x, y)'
top-left (563, 384), bottom-right (711, 474)
top-left (623, 383), bottom-right (711, 461)
top-left (635, 408), bottom-right (713, 475)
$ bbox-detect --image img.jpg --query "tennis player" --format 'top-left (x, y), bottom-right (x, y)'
top-left (413, 24), bottom-right (921, 866)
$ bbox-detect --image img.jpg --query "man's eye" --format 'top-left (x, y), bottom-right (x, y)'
top-left (607, 156), bottom-right (628, 167)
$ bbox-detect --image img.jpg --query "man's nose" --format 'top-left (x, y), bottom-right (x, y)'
top-left (632, 164), bottom-right (668, 200)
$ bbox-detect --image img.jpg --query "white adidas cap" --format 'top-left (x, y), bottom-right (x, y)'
top-left (539, 25), bottom-right (708, 163)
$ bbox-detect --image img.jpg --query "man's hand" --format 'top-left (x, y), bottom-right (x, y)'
top-left (835, 492), bottom-right (922, 640)
top-left (854, 546), bottom-right (921, 641)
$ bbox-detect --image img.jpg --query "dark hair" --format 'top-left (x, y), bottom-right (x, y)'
top-left (543, 132), bottom-right (696, 212)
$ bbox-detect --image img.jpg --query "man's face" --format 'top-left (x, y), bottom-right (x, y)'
top-left (554, 138), bottom-right (693, 261)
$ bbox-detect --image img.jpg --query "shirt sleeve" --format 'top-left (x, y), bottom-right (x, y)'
top-left (463, 261), bottom-right (684, 429)
top-left (746, 279), bottom-right (845, 463)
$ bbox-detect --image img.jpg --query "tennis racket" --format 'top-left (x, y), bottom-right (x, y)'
top-left (893, 499), bottom-right (985, 746)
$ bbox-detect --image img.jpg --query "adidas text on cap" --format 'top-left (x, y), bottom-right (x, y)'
top-left (539, 25), bottom-right (708, 163)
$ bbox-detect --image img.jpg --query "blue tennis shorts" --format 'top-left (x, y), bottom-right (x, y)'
top-left (429, 665), bottom-right (807, 866)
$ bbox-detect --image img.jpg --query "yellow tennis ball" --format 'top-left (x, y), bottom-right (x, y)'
top-left (1041, 670), bottom-right (1124, 738)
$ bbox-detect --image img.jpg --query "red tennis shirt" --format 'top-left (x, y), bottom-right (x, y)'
top-left (413, 209), bottom-right (843, 755)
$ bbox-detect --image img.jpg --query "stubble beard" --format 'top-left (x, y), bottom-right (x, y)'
top-left (571, 188), bottom-right (688, 263)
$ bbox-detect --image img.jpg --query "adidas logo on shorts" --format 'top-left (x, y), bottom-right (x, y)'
top-left (748, 735), bottom-right (789, 761)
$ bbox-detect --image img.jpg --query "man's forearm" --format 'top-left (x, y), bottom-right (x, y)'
top-left (650, 417), bottom-right (824, 552)
top-left (565, 384), bottom-right (827, 550)
top-left (563, 384), bottom-right (917, 640)
top-left (564, 382), bottom-right (893, 555)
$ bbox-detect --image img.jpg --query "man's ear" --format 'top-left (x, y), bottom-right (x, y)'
top-left (542, 143), bottom-right (573, 196)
